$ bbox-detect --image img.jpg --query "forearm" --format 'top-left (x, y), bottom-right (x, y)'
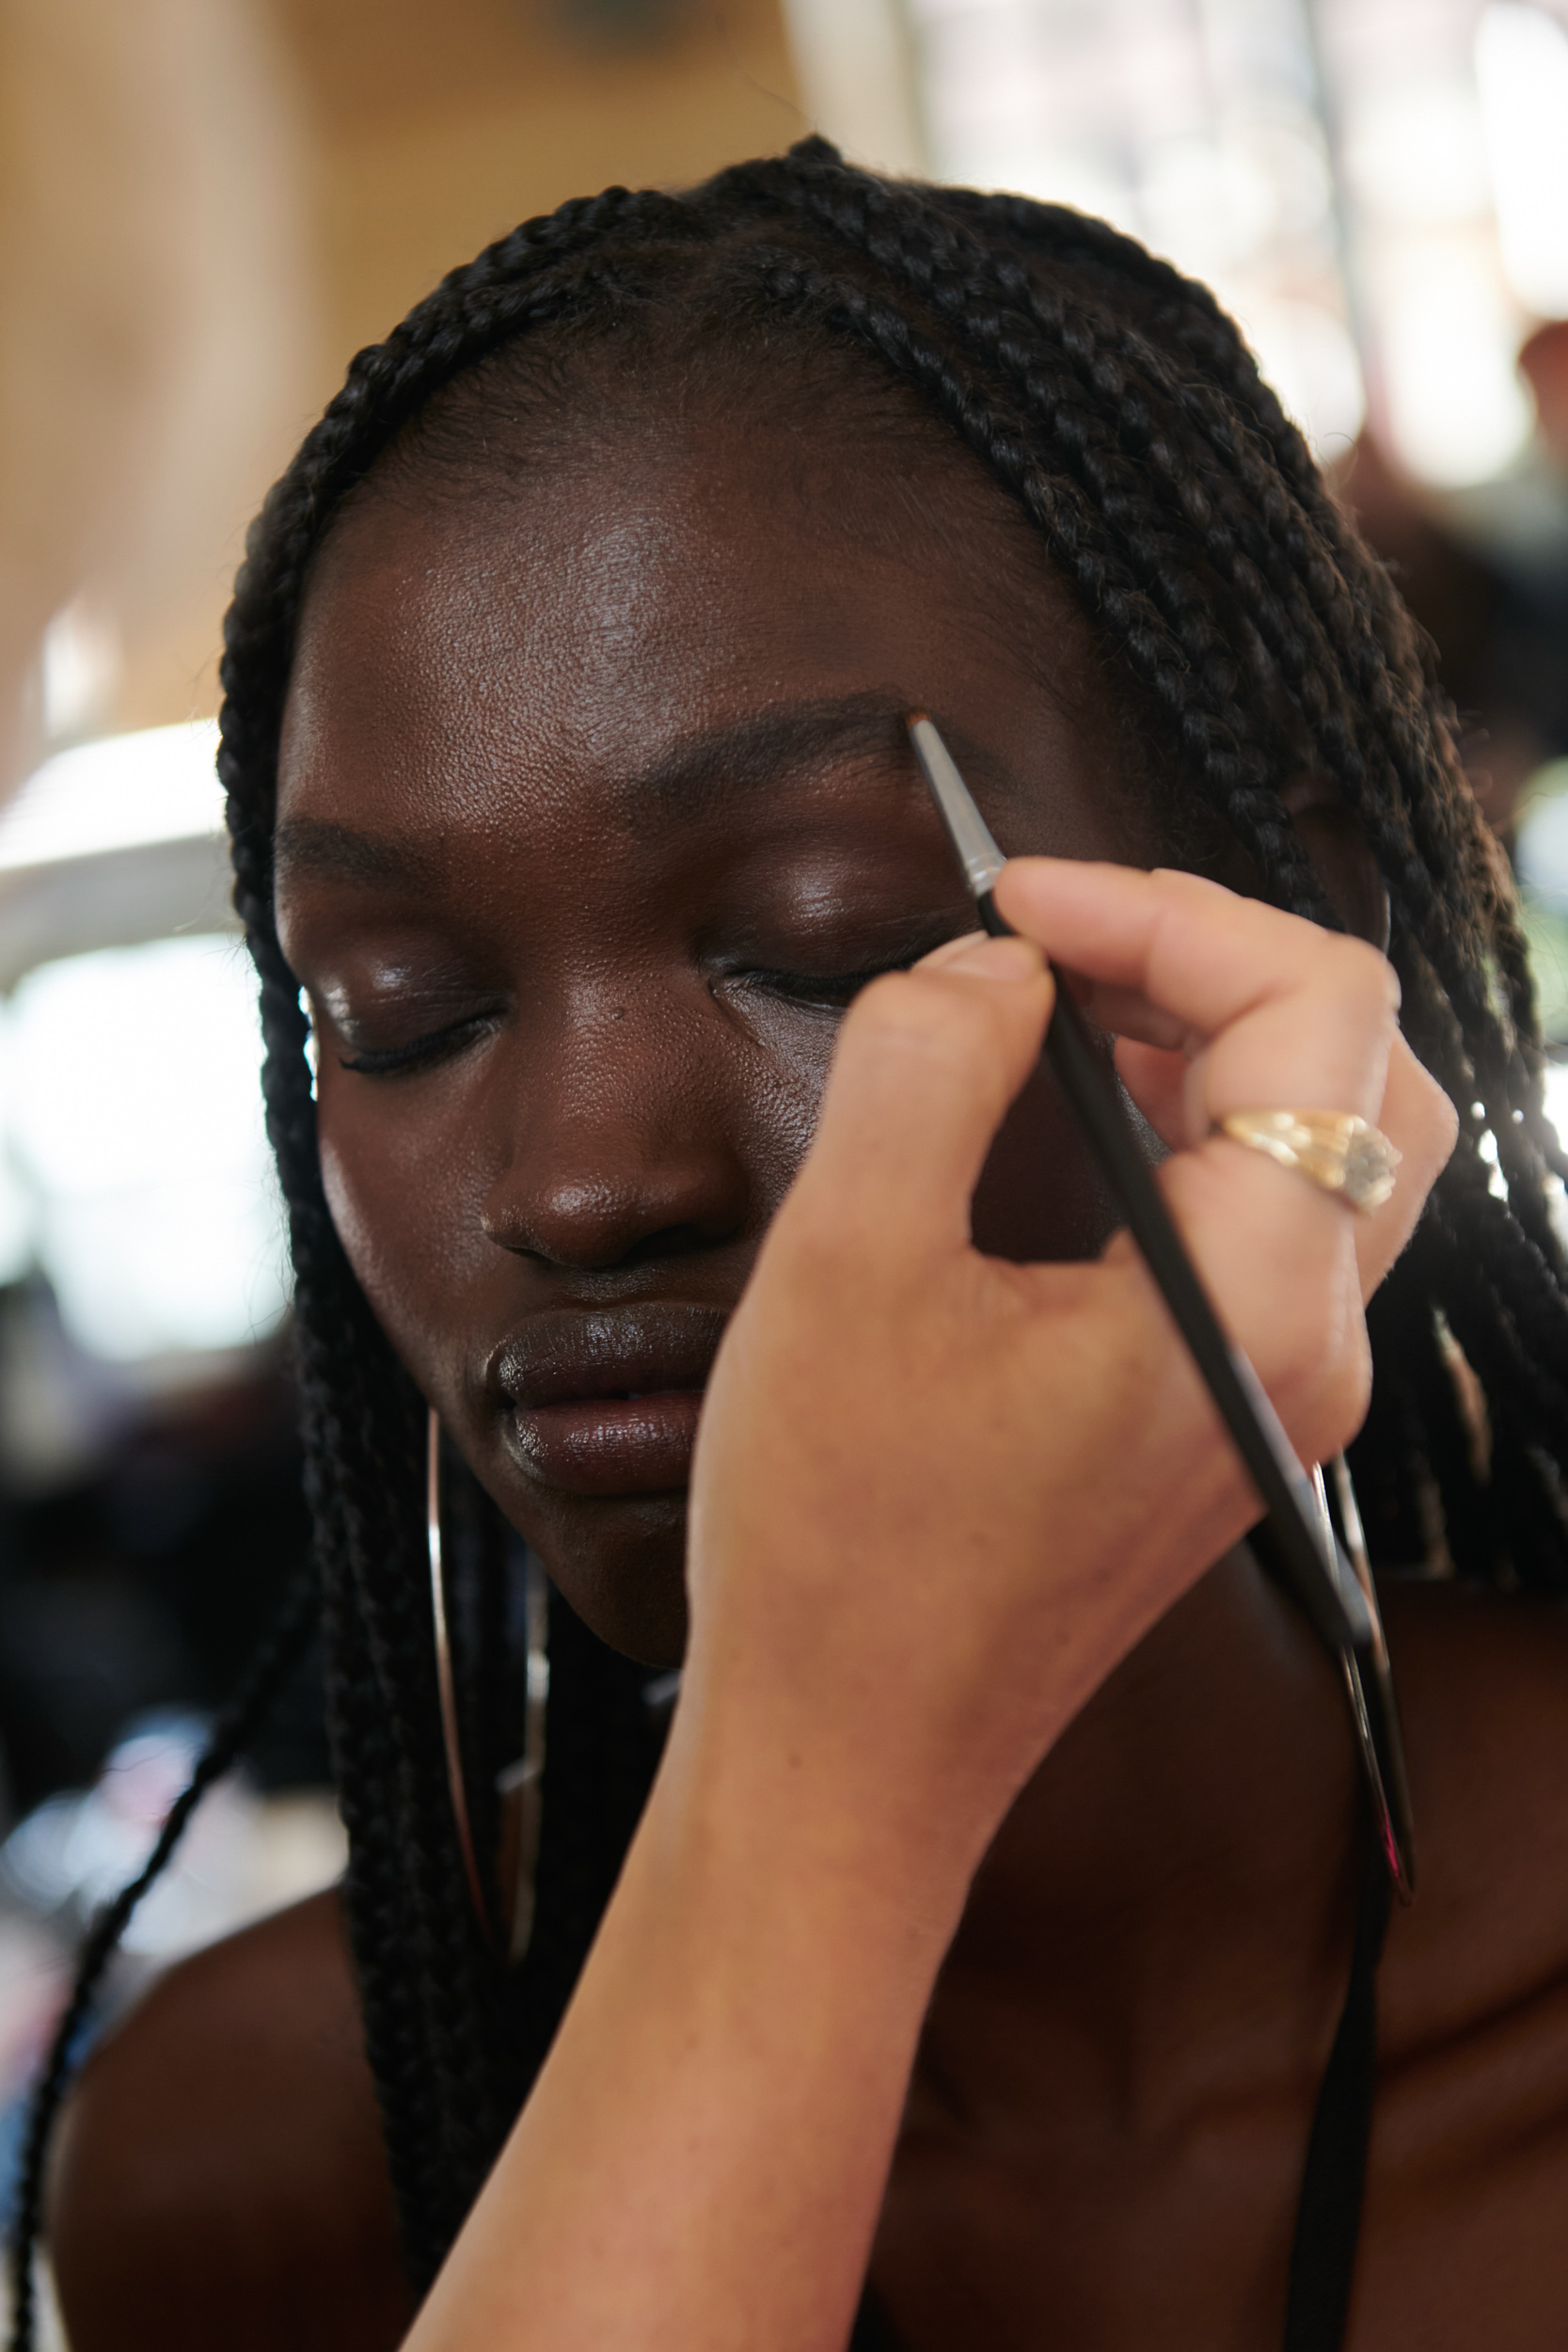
top-left (402, 878), bottom-right (1451, 2352)
top-left (406, 1724), bottom-right (964, 2352)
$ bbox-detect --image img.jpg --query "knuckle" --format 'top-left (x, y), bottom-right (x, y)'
top-left (1322, 931), bottom-right (1399, 1014)
top-left (1386, 1057), bottom-right (1459, 1190)
top-left (1420, 1073), bottom-right (1460, 1164)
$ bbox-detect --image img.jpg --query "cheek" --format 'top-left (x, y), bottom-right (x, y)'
top-left (314, 1069), bottom-right (491, 1399)
top-left (719, 1001), bottom-right (837, 1168)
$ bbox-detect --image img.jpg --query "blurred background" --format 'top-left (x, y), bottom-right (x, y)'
top-left (0, 0), bottom-right (1565, 2321)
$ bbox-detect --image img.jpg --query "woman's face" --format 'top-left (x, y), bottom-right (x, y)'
top-left (275, 404), bottom-right (1165, 1664)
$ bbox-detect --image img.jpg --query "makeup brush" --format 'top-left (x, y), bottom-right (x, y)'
top-left (907, 712), bottom-right (1416, 1894)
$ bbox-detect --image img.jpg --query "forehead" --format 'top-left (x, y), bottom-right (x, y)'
top-left (276, 410), bottom-right (1122, 862)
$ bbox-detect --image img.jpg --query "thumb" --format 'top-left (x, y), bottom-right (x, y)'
top-left (787, 935), bottom-right (1053, 1262)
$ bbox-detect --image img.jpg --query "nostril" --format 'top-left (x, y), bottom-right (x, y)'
top-left (479, 1099), bottom-right (753, 1271)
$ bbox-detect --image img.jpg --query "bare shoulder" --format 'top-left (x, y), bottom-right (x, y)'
top-left (49, 1887), bottom-right (414, 2352)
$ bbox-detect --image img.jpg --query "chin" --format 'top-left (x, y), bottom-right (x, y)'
top-left (527, 1487), bottom-right (691, 1669)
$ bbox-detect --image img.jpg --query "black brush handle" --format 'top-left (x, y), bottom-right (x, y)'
top-left (977, 889), bottom-right (1370, 1659)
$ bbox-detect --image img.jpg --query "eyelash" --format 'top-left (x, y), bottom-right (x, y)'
top-left (737, 950), bottom-right (939, 1009)
top-left (339, 1012), bottom-right (499, 1078)
top-left (338, 946), bottom-right (943, 1075)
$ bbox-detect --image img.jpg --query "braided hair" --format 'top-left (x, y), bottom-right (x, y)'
top-left (17, 137), bottom-right (1568, 2322)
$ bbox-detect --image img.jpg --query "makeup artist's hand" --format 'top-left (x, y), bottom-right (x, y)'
top-left (411, 864), bottom-right (1454, 2352)
top-left (682, 859), bottom-right (1456, 1896)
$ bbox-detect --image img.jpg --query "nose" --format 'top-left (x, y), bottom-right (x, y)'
top-left (478, 1010), bottom-right (752, 1272)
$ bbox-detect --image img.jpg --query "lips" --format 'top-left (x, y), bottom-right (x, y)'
top-left (490, 1302), bottom-right (728, 1498)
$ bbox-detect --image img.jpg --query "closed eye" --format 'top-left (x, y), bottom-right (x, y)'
top-left (736, 935), bottom-right (957, 1012)
top-left (340, 1010), bottom-right (501, 1077)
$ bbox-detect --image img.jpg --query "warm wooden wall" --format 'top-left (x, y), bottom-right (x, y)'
top-left (114, 0), bottom-right (803, 730)
top-left (280, 0), bottom-right (803, 364)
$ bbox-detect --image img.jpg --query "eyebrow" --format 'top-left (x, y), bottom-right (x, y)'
top-left (628, 691), bottom-right (914, 816)
top-left (621, 691), bottom-right (1033, 842)
top-left (273, 817), bottom-right (446, 891)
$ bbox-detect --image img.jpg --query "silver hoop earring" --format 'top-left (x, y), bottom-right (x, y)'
top-left (497, 1551), bottom-right (549, 1964)
top-left (428, 1408), bottom-right (495, 1947)
top-left (1315, 1452), bottom-right (1416, 1901)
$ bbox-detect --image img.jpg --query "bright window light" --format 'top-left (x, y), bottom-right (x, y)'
top-left (1516, 763), bottom-right (1568, 909)
top-left (1379, 245), bottom-right (1534, 486)
top-left (1342, 81), bottom-right (1493, 228)
top-left (1544, 1061), bottom-right (1568, 1155)
top-left (0, 720), bottom-right (223, 874)
top-left (902, 0), bottom-right (1359, 455)
top-left (1477, 3), bottom-right (1568, 317)
top-left (1, 934), bottom-right (289, 1361)
top-left (1241, 298), bottom-right (1367, 453)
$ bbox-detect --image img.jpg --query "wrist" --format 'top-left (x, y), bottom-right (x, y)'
top-left (649, 1667), bottom-right (1005, 1983)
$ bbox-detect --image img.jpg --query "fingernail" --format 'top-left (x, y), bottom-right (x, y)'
top-left (943, 936), bottom-right (1042, 984)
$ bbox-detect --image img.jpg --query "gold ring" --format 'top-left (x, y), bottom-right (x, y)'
top-left (1213, 1109), bottom-right (1401, 1214)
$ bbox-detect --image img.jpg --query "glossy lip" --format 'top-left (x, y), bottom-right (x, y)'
top-left (489, 1302), bottom-right (729, 1498)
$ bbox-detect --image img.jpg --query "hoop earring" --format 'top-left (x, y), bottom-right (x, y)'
top-left (497, 1551), bottom-right (549, 1965)
top-left (1316, 1452), bottom-right (1416, 1901)
top-left (428, 1408), bottom-right (495, 1947)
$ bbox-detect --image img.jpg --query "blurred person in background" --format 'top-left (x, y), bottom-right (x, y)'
top-left (17, 141), bottom-right (1568, 2352)
top-left (1339, 325), bottom-right (1568, 853)
top-left (1338, 312), bottom-right (1568, 1054)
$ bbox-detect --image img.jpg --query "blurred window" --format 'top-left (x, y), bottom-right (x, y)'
top-left (900, 0), bottom-right (1568, 488)
top-left (905, 0), bottom-right (1366, 454)
top-left (0, 720), bottom-right (223, 872)
top-left (0, 723), bottom-right (288, 1368)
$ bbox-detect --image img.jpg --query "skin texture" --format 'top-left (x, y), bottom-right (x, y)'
top-left (50, 1893), bottom-right (414, 2349)
top-left (49, 406), bottom-right (1568, 2349)
top-left (273, 416), bottom-right (1147, 1661)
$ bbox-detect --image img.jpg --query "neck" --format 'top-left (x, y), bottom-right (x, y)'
top-left (938, 1547), bottom-right (1364, 2115)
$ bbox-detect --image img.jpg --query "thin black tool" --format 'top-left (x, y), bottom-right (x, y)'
top-left (907, 712), bottom-right (1416, 1895)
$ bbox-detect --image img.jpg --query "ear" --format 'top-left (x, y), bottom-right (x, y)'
top-left (1280, 771), bottom-right (1391, 951)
